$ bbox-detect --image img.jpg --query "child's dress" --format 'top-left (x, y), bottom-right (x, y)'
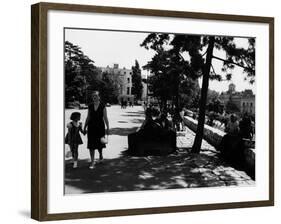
top-left (65, 121), bottom-right (83, 147)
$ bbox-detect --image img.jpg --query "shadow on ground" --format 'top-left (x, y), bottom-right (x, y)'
top-left (109, 127), bottom-right (140, 136)
top-left (124, 111), bottom-right (144, 115)
top-left (64, 149), bottom-right (254, 194)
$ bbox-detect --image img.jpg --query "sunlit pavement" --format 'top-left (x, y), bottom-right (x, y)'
top-left (64, 105), bottom-right (254, 194)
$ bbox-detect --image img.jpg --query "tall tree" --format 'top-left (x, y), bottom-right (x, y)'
top-left (131, 60), bottom-right (143, 100)
top-left (99, 71), bottom-right (120, 104)
top-left (191, 36), bottom-right (215, 152)
top-left (190, 36), bottom-right (255, 153)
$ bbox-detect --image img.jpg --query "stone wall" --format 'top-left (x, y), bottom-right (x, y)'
top-left (183, 116), bottom-right (225, 147)
top-left (183, 116), bottom-right (255, 178)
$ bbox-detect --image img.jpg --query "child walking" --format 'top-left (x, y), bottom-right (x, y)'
top-left (65, 112), bottom-right (84, 168)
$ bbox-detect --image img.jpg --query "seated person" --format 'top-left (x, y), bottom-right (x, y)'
top-left (239, 113), bottom-right (254, 139)
top-left (128, 108), bottom-right (176, 155)
top-left (138, 107), bottom-right (160, 130)
top-left (219, 114), bottom-right (245, 168)
top-left (156, 112), bottom-right (173, 130)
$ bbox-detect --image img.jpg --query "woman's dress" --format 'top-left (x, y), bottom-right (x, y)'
top-left (87, 102), bottom-right (106, 149)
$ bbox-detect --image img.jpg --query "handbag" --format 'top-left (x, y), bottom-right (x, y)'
top-left (100, 135), bottom-right (108, 144)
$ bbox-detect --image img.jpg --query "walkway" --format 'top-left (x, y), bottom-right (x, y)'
top-left (64, 105), bottom-right (254, 194)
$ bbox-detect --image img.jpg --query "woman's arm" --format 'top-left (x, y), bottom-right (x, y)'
top-left (79, 122), bottom-right (85, 135)
top-left (84, 108), bottom-right (90, 133)
top-left (103, 107), bottom-right (110, 135)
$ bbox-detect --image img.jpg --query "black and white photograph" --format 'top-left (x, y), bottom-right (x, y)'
top-left (64, 28), bottom-right (256, 194)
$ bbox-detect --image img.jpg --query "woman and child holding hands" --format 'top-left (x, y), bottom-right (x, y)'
top-left (65, 91), bottom-right (110, 169)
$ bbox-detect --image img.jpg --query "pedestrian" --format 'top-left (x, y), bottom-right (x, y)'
top-left (65, 112), bottom-right (84, 168)
top-left (143, 101), bottom-right (147, 111)
top-left (179, 107), bottom-right (185, 131)
top-left (84, 91), bottom-right (110, 169)
top-left (172, 107), bottom-right (183, 131)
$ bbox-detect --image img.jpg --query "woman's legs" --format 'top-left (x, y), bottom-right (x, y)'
top-left (89, 148), bottom-right (103, 168)
top-left (89, 148), bottom-right (95, 168)
top-left (97, 148), bottom-right (103, 160)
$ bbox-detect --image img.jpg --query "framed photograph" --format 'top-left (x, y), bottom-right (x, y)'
top-left (31, 2), bottom-right (274, 221)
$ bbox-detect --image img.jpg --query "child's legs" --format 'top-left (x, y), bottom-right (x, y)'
top-left (70, 144), bottom-right (78, 161)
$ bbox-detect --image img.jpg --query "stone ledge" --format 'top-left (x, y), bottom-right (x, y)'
top-left (183, 116), bottom-right (255, 179)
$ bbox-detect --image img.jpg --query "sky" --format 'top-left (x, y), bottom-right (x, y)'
top-left (65, 28), bottom-right (255, 94)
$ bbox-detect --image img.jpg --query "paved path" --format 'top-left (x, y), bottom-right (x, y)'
top-left (64, 105), bottom-right (254, 194)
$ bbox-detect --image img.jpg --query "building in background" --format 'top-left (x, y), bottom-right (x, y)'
top-left (100, 64), bottom-right (134, 104)
top-left (219, 83), bottom-right (255, 115)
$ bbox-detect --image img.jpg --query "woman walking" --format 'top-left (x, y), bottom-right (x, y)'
top-left (84, 91), bottom-right (109, 169)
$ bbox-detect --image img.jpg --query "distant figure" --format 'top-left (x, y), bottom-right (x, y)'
top-left (172, 107), bottom-right (184, 131)
top-left (143, 101), bottom-right (147, 111)
top-left (239, 113), bottom-right (254, 139)
top-left (65, 112), bottom-right (85, 168)
top-left (179, 107), bottom-right (185, 131)
top-left (84, 91), bottom-right (109, 169)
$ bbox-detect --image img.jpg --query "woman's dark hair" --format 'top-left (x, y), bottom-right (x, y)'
top-left (70, 112), bottom-right (81, 121)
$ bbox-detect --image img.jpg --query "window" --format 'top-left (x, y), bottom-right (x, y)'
top-left (127, 87), bottom-right (130, 95)
top-left (127, 78), bottom-right (130, 83)
top-left (250, 102), bottom-right (253, 107)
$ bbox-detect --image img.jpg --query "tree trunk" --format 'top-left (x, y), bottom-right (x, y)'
top-left (191, 37), bottom-right (215, 153)
top-left (174, 72), bottom-right (180, 112)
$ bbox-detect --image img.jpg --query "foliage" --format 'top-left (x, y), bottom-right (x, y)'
top-left (131, 60), bottom-right (143, 100)
top-left (65, 41), bottom-right (101, 105)
top-left (141, 37), bottom-right (196, 110)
